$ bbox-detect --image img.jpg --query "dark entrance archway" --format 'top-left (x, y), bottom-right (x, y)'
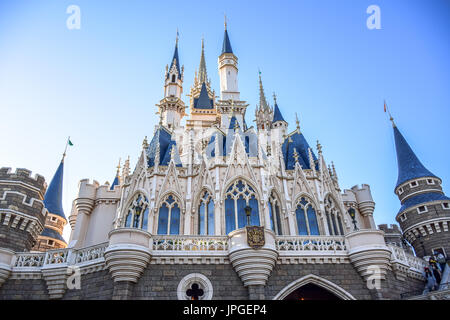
top-left (283, 283), bottom-right (341, 300)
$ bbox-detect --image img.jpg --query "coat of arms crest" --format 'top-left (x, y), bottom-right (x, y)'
top-left (246, 226), bottom-right (265, 249)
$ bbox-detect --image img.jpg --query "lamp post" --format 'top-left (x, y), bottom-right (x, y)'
top-left (348, 208), bottom-right (358, 231)
top-left (134, 205), bottom-right (142, 228)
top-left (245, 206), bottom-right (252, 226)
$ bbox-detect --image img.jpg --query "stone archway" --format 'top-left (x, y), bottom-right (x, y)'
top-left (273, 274), bottom-right (356, 300)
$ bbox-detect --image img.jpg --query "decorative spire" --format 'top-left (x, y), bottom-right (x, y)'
top-left (142, 136), bottom-right (149, 149)
top-left (293, 147), bottom-right (300, 165)
top-left (258, 71), bottom-right (270, 111)
top-left (295, 113), bottom-right (300, 132)
top-left (122, 156), bottom-right (130, 178)
top-left (116, 158), bottom-right (121, 175)
top-left (198, 37), bottom-right (208, 84)
top-left (316, 140), bottom-right (322, 155)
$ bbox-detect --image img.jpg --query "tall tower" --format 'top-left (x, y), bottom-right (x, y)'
top-left (218, 21), bottom-right (239, 101)
top-left (186, 38), bottom-right (218, 129)
top-left (391, 120), bottom-right (450, 258)
top-left (157, 33), bottom-right (186, 130)
top-left (216, 21), bottom-right (248, 130)
top-left (33, 157), bottom-right (68, 251)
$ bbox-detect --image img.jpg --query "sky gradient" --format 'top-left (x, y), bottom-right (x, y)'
top-left (1, 0), bottom-right (449, 241)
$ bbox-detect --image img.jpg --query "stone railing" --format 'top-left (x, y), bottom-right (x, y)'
top-left (388, 244), bottom-right (427, 281)
top-left (275, 236), bottom-right (347, 253)
top-left (12, 242), bottom-right (109, 271)
top-left (74, 242), bottom-right (108, 264)
top-left (14, 252), bottom-right (45, 268)
top-left (152, 235), bottom-right (229, 252)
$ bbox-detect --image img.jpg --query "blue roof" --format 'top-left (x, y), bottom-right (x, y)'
top-left (167, 43), bottom-right (181, 79)
top-left (41, 227), bottom-right (66, 243)
top-left (43, 161), bottom-right (66, 221)
top-left (393, 126), bottom-right (437, 188)
top-left (272, 103), bottom-right (286, 123)
top-left (222, 29), bottom-right (233, 54)
top-left (110, 175), bottom-right (119, 190)
top-left (228, 115), bottom-right (238, 130)
top-left (146, 127), bottom-right (182, 167)
top-left (398, 192), bottom-right (450, 214)
top-left (282, 132), bottom-right (318, 170)
top-left (194, 82), bottom-right (213, 109)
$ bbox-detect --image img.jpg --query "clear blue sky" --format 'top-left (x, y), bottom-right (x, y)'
top-left (1, 0), bottom-right (449, 241)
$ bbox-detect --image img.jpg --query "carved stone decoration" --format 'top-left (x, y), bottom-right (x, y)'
top-left (246, 226), bottom-right (265, 249)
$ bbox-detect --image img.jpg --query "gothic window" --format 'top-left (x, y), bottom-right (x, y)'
top-left (124, 193), bottom-right (149, 230)
top-left (157, 194), bottom-right (181, 235)
top-left (198, 190), bottom-right (215, 235)
top-left (324, 196), bottom-right (344, 236)
top-left (224, 180), bottom-right (260, 234)
top-left (294, 197), bottom-right (319, 235)
top-left (268, 192), bottom-right (283, 235)
top-left (171, 74), bottom-right (176, 83)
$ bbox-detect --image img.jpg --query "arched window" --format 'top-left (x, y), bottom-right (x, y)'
top-left (224, 180), bottom-right (260, 234)
top-left (268, 191), bottom-right (283, 235)
top-left (294, 197), bottom-right (319, 235)
top-left (157, 194), bottom-right (181, 235)
top-left (324, 196), bottom-right (344, 236)
top-left (171, 74), bottom-right (176, 83)
top-left (124, 193), bottom-right (149, 230)
top-left (198, 190), bottom-right (214, 235)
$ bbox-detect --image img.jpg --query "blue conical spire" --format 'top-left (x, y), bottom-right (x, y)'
top-left (167, 36), bottom-right (181, 79)
top-left (393, 125), bottom-right (437, 188)
top-left (222, 28), bottom-right (233, 54)
top-left (272, 94), bottom-right (286, 124)
top-left (43, 160), bottom-right (66, 221)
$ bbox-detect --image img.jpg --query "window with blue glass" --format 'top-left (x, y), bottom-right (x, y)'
top-left (225, 180), bottom-right (260, 234)
top-left (198, 190), bottom-right (215, 235)
top-left (157, 194), bottom-right (181, 235)
top-left (324, 196), bottom-right (344, 236)
top-left (294, 197), bottom-right (319, 235)
top-left (124, 193), bottom-right (149, 230)
top-left (268, 192), bottom-right (283, 235)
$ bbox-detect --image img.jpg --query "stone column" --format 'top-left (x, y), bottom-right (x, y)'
top-left (228, 228), bottom-right (278, 300)
top-left (105, 228), bottom-right (152, 300)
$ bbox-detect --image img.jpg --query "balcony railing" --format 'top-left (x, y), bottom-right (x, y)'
top-left (152, 235), bottom-right (229, 252)
top-left (275, 236), bottom-right (347, 253)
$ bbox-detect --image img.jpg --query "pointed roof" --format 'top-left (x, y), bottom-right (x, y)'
top-left (221, 29), bottom-right (233, 54)
top-left (146, 127), bottom-right (182, 167)
top-left (393, 125), bottom-right (437, 188)
top-left (194, 82), bottom-right (213, 109)
top-left (272, 102), bottom-right (286, 123)
top-left (282, 132), bottom-right (318, 170)
top-left (167, 41), bottom-right (181, 79)
top-left (43, 161), bottom-right (66, 220)
top-left (110, 175), bottom-right (119, 190)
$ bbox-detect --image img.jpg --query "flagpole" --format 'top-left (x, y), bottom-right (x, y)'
top-left (62, 136), bottom-right (70, 162)
top-left (384, 100), bottom-right (396, 127)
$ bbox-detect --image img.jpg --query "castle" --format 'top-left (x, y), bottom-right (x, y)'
top-left (0, 24), bottom-right (449, 300)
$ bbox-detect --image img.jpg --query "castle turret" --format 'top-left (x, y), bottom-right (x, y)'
top-left (391, 120), bottom-right (450, 258)
top-left (157, 32), bottom-right (186, 130)
top-left (255, 73), bottom-right (273, 131)
top-left (218, 21), bottom-right (239, 101)
top-left (33, 158), bottom-right (68, 251)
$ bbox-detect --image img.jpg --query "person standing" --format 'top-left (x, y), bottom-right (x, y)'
top-left (423, 267), bottom-right (437, 294)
